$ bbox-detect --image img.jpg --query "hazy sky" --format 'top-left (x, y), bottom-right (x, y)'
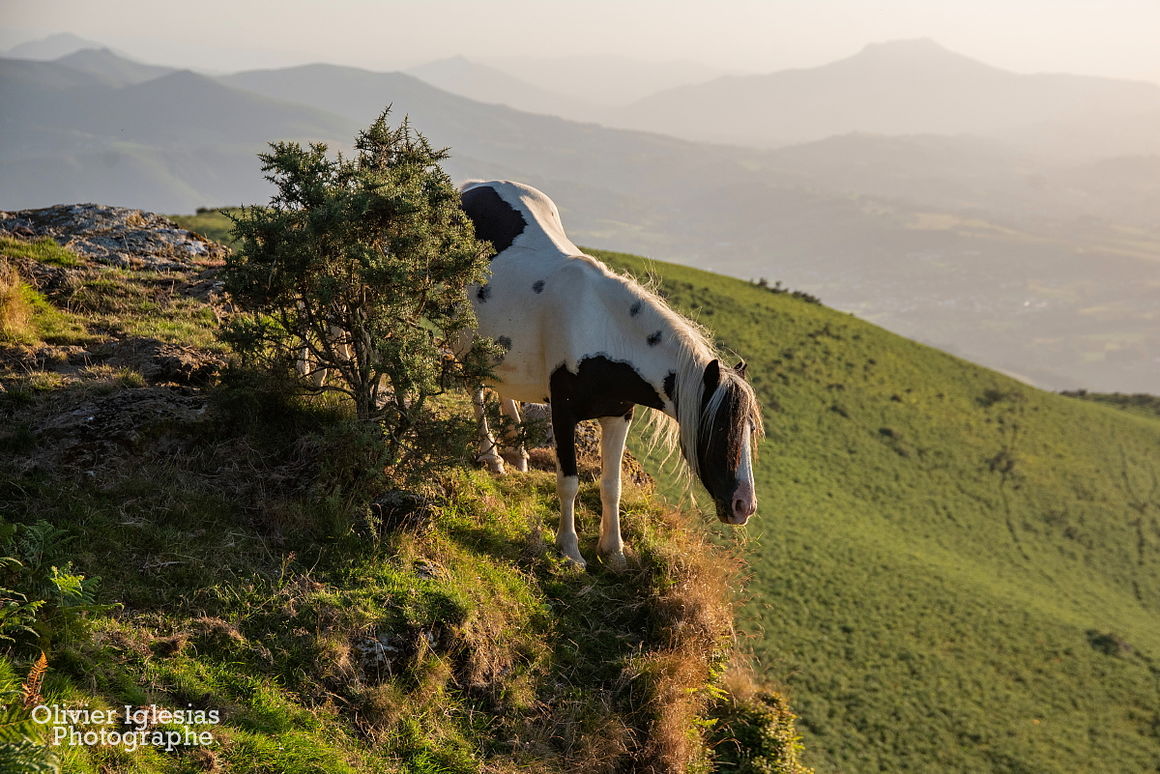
top-left (2, 0), bottom-right (1159, 84)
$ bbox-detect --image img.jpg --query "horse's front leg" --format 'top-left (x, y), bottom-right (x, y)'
top-left (551, 402), bottom-right (585, 569)
top-left (295, 339), bottom-right (327, 388)
top-left (597, 411), bottom-right (631, 571)
top-left (499, 398), bottom-right (530, 473)
top-left (473, 388), bottom-right (506, 475)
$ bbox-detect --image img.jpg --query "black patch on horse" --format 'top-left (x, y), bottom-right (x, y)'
top-left (647, 330), bottom-right (662, 346)
top-left (548, 356), bottom-right (665, 477)
top-left (663, 371), bottom-right (677, 402)
top-left (695, 360), bottom-right (748, 517)
top-left (476, 285), bottom-right (491, 302)
top-left (629, 300), bottom-right (642, 317)
top-left (460, 185), bottom-right (527, 255)
top-left (532, 280), bottom-right (545, 293)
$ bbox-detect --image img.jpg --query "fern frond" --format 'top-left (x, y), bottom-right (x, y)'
top-left (21, 652), bottom-right (47, 710)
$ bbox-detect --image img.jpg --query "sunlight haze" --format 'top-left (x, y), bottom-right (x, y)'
top-left (2, 0), bottom-right (1159, 84)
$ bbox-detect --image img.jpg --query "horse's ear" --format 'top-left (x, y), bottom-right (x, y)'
top-left (702, 359), bottom-right (721, 393)
top-left (734, 360), bottom-right (748, 380)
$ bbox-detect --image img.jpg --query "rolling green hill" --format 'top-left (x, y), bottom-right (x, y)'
top-left (589, 248), bottom-right (1160, 773)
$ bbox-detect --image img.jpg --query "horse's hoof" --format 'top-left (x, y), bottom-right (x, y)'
top-left (598, 550), bottom-right (627, 572)
top-left (558, 552), bottom-right (586, 571)
top-left (479, 454), bottom-right (506, 475)
top-left (556, 542), bottom-right (587, 570)
top-left (500, 451), bottom-right (529, 473)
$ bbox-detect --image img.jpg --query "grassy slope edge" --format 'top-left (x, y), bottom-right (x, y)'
top-left (590, 247), bottom-right (1160, 773)
top-left (0, 220), bottom-right (812, 773)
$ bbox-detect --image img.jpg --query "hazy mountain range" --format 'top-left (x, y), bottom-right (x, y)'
top-left (1, 35), bottom-right (1157, 394)
top-left (474, 54), bottom-right (729, 107)
top-left (405, 56), bottom-right (598, 121)
top-left (614, 38), bottom-right (1160, 158)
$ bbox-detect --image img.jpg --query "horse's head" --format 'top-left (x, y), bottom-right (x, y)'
top-left (695, 359), bottom-right (762, 525)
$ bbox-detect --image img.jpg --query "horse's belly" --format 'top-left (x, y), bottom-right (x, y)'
top-left (470, 247), bottom-right (585, 402)
top-left (473, 297), bottom-right (548, 402)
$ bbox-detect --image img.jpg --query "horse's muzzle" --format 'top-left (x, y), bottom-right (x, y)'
top-left (717, 482), bottom-right (756, 525)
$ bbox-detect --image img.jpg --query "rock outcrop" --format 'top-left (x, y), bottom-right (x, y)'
top-left (0, 203), bottom-right (227, 270)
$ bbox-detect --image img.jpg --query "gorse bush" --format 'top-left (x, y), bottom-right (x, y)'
top-left (708, 684), bottom-right (813, 774)
top-left (223, 109), bottom-right (498, 469)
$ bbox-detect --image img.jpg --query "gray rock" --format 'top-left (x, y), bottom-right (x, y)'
top-left (0, 203), bottom-right (227, 271)
top-left (101, 336), bottom-right (224, 386)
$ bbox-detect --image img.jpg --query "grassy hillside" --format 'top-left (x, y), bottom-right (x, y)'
top-left (17, 202), bottom-right (1157, 772)
top-left (588, 248), bottom-right (1160, 773)
top-left (0, 216), bottom-right (812, 773)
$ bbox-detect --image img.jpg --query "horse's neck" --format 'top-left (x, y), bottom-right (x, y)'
top-left (648, 329), bottom-right (710, 421)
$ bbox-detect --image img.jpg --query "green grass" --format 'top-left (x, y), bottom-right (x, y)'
top-left (2, 232), bottom-right (223, 353)
top-left (0, 235), bottom-right (82, 267)
top-left (0, 223), bottom-right (815, 773)
top-left (168, 208), bottom-right (242, 249)
top-left (0, 366), bottom-right (786, 772)
top-left (590, 247), bottom-right (1160, 773)
top-left (14, 211), bottom-right (1156, 771)
top-left (2, 281), bottom-right (90, 345)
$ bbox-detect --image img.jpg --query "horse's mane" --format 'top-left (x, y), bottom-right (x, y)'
top-left (606, 263), bottom-right (764, 481)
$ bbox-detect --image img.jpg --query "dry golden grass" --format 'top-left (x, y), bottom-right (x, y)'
top-left (631, 508), bottom-right (741, 773)
top-left (0, 258), bottom-right (32, 342)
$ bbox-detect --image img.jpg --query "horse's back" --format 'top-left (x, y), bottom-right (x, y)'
top-left (462, 180), bottom-right (653, 401)
top-left (460, 180), bottom-right (578, 258)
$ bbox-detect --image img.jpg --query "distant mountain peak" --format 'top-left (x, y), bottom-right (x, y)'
top-left (859, 37), bottom-right (949, 55)
top-left (848, 38), bottom-right (995, 70)
top-left (148, 69), bottom-right (210, 86)
top-left (5, 32), bottom-right (110, 61)
top-left (56, 47), bottom-right (120, 63)
top-left (52, 47), bottom-right (177, 86)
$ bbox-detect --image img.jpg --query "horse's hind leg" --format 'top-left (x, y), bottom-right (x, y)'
top-left (499, 398), bottom-right (530, 473)
top-left (473, 388), bottom-right (506, 475)
top-left (551, 403), bottom-right (585, 569)
top-left (295, 320), bottom-right (348, 389)
top-left (295, 339), bottom-right (326, 388)
top-left (597, 411), bottom-right (631, 571)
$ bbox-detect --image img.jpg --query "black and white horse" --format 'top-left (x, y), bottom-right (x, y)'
top-left (461, 180), bottom-right (763, 570)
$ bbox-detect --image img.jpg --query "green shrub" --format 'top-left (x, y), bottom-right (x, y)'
top-left (223, 109), bottom-right (498, 473)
